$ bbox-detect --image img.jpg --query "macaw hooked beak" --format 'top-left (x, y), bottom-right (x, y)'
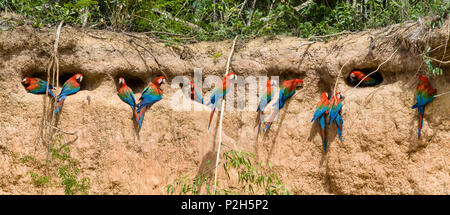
top-left (271, 80), bottom-right (277, 87)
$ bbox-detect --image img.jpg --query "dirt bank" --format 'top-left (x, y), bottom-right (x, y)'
top-left (0, 15), bottom-right (449, 194)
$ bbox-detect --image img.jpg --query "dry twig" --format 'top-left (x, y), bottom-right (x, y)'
top-left (435, 91), bottom-right (450, 98)
top-left (45, 123), bottom-right (78, 136)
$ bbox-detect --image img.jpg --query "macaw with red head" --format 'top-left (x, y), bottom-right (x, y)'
top-left (54, 73), bottom-right (83, 115)
top-left (349, 70), bottom-right (379, 87)
top-left (134, 76), bottom-right (165, 128)
top-left (256, 79), bottom-right (277, 134)
top-left (189, 81), bottom-right (204, 104)
top-left (311, 92), bottom-right (330, 152)
top-left (264, 79), bottom-right (303, 132)
top-left (117, 77), bottom-right (136, 111)
top-left (207, 73), bottom-right (237, 130)
top-left (22, 77), bottom-right (55, 97)
top-left (411, 75), bottom-right (437, 139)
top-left (328, 92), bottom-right (344, 143)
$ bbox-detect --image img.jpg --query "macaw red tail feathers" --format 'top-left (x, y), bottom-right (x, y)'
top-left (135, 106), bottom-right (147, 128)
top-left (53, 97), bottom-right (66, 115)
top-left (264, 107), bottom-right (280, 132)
top-left (319, 115), bottom-right (327, 152)
top-left (418, 112), bottom-right (423, 139)
top-left (135, 104), bottom-right (144, 113)
top-left (256, 111), bottom-right (263, 135)
top-left (208, 108), bottom-right (216, 131)
top-left (336, 115), bottom-right (343, 143)
top-left (322, 129), bottom-right (327, 152)
top-left (417, 106), bottom-right (425, 139)
top-left (133, 107), bottom-right (139, 122)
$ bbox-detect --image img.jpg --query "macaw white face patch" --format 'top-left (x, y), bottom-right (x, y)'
top-left (271, 80), bottom-right (277, 86)
top-left (76, 75), bottom-right (83, 83)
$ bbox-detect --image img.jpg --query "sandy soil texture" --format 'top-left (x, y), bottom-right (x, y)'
top-left (0, 15), bottom-right (449, 194)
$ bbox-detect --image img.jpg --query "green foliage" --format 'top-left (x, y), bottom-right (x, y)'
top-left (222, 150), bottom-right (289, 195)
top-left (212, 52), bottom-right (222, 62)
top-left (431, 0), bottom-right (449, 29)
top-left (2, 0), bottom-right (450, 42)
top-left (166, 149), bottom-right (289, 195)
top-left (423, 46), bottom-right (443, 75)
top-left (27, 171), bottom-right (51, 187)
top-left (20, 155), bottom-right (36, 164)
top-left (166, 173), bottom-right (212, 195)
top-left (50, 136), bottom-right (91, 195)
top-left (2, 0), bottom-right (99, 27)
top-left (19, 134), bottom-right (90, 195)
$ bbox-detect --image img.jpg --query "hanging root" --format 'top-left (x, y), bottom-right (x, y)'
top-left (213, 35), bottom-right (238, 194)
top-left (42, 20), bottom-right (64, 157)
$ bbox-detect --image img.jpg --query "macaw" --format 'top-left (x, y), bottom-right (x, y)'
top-left (349, 70), bottom-right (378, 87)
top-left (411, 75), bottom-right (437, 139)
top-left (256, 79), bottom-right (276, 134)
top-left (207, 73), bottom-right (237, 130)
top-left (134, 76), bottom-right (165, 128)
top-left (54, 73), bottom-right (83, 115)
top-left (189, 81), bottom-right (204, 104)
top-left (328, 92), bottom-right (344, 143)
top-left (264, 79), bottom-right (303, 132)
top-left (311, 92), bottom-right (330, 152)
top-left (22, 77), bottom-right (55, 97)
top-left (117, 77), bottom-right (136, 111)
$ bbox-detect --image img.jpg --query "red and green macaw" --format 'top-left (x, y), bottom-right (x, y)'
top-left (189, 81), bottom-right (204, 104)
top-left (349, 70), bottom-right (379, 87)
top-left (117, 77), bottom-right (136, 111)
top-left (22, 77), bottom-right (55, 97)
top-left (311, 92), bottom-right (330, 152)
top-left (264, 79), bottom-right (303, 132)
top-left (134, 76), bottom-right (165, 128)
top-left (411, 75), bottom-right (437, 139)
top-left (207, 73), bottom-right (237, 130)
top-left (328, 92), bottom-right (344, 143)
top-left (256, 79), bottom-right (276, 134)
top-left (54, 73), bottom-right (83, 115)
